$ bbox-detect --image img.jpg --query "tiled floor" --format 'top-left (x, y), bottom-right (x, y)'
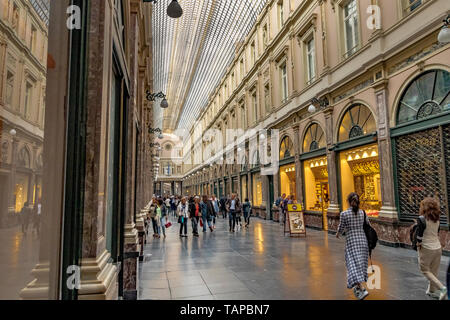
top-left (0, 226), bottom-right (40, 300)
top-left (139, 215), bottom-right (449, 300)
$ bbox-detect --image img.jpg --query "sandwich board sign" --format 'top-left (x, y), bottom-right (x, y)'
top-left (286, 203), bottom-right (306, 237)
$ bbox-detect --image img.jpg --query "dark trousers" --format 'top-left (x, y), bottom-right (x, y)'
top-left (228, 210), bottom-right (236, 231)
top-left (221, 209), bottom-right (226, 219)
top-left (179, 217), bottom-right (188, 235)
top-left (244, 212), bottom-right (250, 225)
top-left (191, 217), bottom-right (199, 235)
top-left (151, 217), bottom-right (158, 234)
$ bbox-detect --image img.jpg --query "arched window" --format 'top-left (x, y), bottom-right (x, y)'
top-left (17, 147), bottom-right (31, 168)
top-left (303, 123), bottom-right (325, 152)
top-left (240, 156), bottom-right (247, 172)
top-left (397, 70), bottom-right (450, 125)
top-left (279, 136), bottom-right (293, 160)
top-left (251, 151), bottom-right (260, 168)
top-left (338, 104), bottom-right (376, 142)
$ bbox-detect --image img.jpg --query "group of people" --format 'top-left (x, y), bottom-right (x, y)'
top-left (275, 193), bottom-right (296, 225)
top-left (336, 192), bottom-right (448, 300)
top-left (19, 200), bottom-right (41, 236)
top-left (145, 194), bottom-right (253, 238)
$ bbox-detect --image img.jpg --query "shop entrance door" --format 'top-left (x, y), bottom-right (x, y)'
top-left (320, 182), bottom-right (330, 231)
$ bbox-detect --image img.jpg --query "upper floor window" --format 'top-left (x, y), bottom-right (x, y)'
top-left (342, 0), bottom-right (359, 58)
top-left (264, 84), bottom-right (271, 113)
top-left (262, 24), bottom-right (268, 49)
top-left (231, 73), bottom-right (235, 89)
top-left (277, 1), bottom-right (284, 29)
top-left (6, 71), bottom-right (14, 106)
top-left (280, 63), bottom-right (288, 102)
top-left (251, 41), bottom-right (256, 65)
top-left (24, 82), bottom-right (33, 119)
top-left (397, 70), bottom-right (450, 125)
top-left (30, 25), bottom-right (37, 53)
top-left (306, 37), bottom-right (316, 84)
top-left (12, 3), bottom-right (19, 32)
top-left (240, 59), bottom-right (245, 80)
top-left (403, 0), bottom-right (423, 15)
top-left (252, 91), bottom-right (258, 123)
top-left (240, 101), bottom-right (246, 129)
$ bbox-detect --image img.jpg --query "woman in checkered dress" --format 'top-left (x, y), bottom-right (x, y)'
top-left (337, 192), bottom-right (370, 300)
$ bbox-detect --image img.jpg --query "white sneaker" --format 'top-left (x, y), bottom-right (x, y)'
top-left (439, 287), bottom-right (447, 301)
top-left (352, 287), bottom-right (361, 299)
top-left (358, 289), bottom-right (369, 300)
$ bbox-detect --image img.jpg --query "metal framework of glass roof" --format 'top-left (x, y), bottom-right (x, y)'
top-left (152, 0), bottom-right (269, 134)
top-left (29, 0), bottom-right (50, 25)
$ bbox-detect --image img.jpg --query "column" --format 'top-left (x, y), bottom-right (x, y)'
top-left (374, 82), bottom-right (398, 220)
top-left (122, 4), bottom-right (141, 300)
top-left (292, 125), bottom-right (304, 205)
top-left (261, 174), bottom-right (268, 219)
top-left (324, 107), bottom-right (340, 217)
top-left (7, 136), bottom-right (18, 216)
top-left (0, 35), bottom-right (7, 104)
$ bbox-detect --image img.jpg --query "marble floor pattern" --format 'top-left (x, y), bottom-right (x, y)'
top-left (139, 216), bottom-right (449, 300)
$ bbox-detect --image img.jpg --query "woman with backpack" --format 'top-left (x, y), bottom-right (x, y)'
top-left (416, 197), bottom-right (447, 300)
top-left (336, 192), bottom-right (370, 300)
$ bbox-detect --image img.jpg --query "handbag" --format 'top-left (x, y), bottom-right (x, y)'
top-left (199, 218), bottom-right (203, 227)
top-left (165, 221), bottom-right (172, 228)
top-left (363, 210), bottom-right (378, 257)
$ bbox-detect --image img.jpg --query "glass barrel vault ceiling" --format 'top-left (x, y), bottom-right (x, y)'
top-left (152, 0), bottom-right (269, 135)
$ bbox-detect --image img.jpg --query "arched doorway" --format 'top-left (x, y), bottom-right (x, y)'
top-left (392, 69), bottom-right (450, 225)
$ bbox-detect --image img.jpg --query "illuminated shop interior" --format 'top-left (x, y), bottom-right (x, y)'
top-left (339, 143), bottom-right (381, 217)
top-left (252, 172), bottom-right (262, 206)
top-left (280, 164), bottom-right (296, 199)
top-left (241, 175), bottom-right (248, 201)
top-left (304, 156), bottom-right (329, 213)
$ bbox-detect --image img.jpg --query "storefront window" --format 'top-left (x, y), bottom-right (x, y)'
top-left (338, 104), bottom-right (376, 141)
top-left (280, 163), bottom-right (296, 199)
top-left (304, 156), bottom-right (329, 211)
top-left (252, 173), bottom-right (262, 206)
top-left (339, 143), bottom-right (381, 217)
top-left (240, 175), bottom-right (247, 200)
top-left (303, 123), bottom-right (325, 152)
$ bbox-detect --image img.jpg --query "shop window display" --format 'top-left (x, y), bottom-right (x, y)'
top-left (339, 143), bottom-right (381, 217)
top-left (280, 164), bottom-right (296, 199)
top-left (304, 156), bottom-right (329, 212)
top-left (241, 175), bottom-right (248, 201)
top-left (252, 173), bottom-right (262, 206)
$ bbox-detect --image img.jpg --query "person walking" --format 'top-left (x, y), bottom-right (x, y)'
top-left (226, 194), bottom-right (239, 232)
top-left (243, 198), bottom-right (252, 228)
top-left (211, 195), bottom-right (219, 228)
top-left (416, 197), bottom-right (447, 300)
top-left (200, 195), bottom-right (214, 233)
top-left (149, 198), bottom-right (159, 238)
top-left (235, 196), bottom-right (243, 231)
top-left (336, 192), bottom-right (370, 300)
top-left (220, 195), bottom-right (227, 219)
top-left (32, 199), bottom-right (42, 236)
top-left (20, 202), bottom-right (31, 235)
top-left (177, 197), bottom-right (189, 237)
top-left (189, 196), bottom-right (200, 237)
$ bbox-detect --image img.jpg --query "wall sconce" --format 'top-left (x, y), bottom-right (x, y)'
top-left (308, 97), bottom-right (329, 113)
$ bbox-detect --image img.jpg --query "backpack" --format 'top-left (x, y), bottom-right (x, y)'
top-left (363, 211), bottom-right (378, 257)
top-left (410, 216), bottom-right (426, 251)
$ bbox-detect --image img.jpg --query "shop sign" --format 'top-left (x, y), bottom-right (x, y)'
top-left (286, 204), bottom-right (306, 237)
